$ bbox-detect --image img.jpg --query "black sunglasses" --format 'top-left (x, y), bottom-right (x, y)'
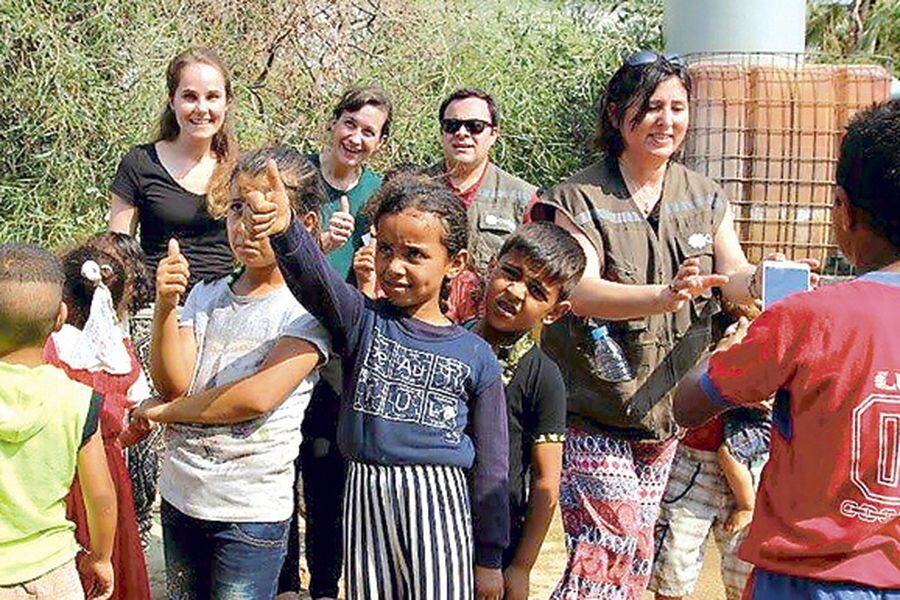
top-left (624, 50), bottom-right (685, 68)
top-left (441, 118), bottom-right (493, 135)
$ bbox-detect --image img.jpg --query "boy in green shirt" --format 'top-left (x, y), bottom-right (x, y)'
top-left (0, 243), bottom-right (117, 600)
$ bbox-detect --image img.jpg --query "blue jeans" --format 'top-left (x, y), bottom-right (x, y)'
top-left (749, 568), bottom-right (900, 600)
top-left (161, 500), bottom-right (290, 600)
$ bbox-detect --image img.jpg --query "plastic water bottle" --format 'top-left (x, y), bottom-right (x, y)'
top-left (591, 325), bottom-right (633, 382)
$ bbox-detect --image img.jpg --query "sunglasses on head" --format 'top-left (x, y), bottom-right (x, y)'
top-left (624, 50), bottom-right (685, 68)
top-left (440, 118), bottom-right (493, 135)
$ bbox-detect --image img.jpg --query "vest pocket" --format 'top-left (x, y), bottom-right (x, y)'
top-left (673, 231), bottom-right (719, 328)
top-left (546, 315), bottom-right (669, 434)
top-left (674, 234), bottom-right (715, 283)
top-left (471, 208), bottom-right (519, 271)
top-left (604, 259), bottom-right (639, 284)
top-left (477, 210), bottom-right (518, 234)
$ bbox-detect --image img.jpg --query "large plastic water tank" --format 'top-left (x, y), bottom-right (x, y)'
top-left (664, 0), bottom-right (806, 55)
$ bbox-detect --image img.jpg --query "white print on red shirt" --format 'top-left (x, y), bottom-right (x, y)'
top-left (850, 390), bottom-right (900, 509)
top-left (839, 499), bottom-right (898, 523)
top-left (875, 370), bottom-right (900, 391)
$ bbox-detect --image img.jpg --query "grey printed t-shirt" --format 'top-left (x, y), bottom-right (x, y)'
top-left (159, 278), bottom-right (331, 522)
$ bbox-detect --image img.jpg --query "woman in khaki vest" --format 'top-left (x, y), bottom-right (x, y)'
top-left (533, 52), bottom-right (791, 600)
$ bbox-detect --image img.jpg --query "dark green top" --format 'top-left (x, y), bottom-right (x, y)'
top-left (310, 154), bottom-right (382, 282)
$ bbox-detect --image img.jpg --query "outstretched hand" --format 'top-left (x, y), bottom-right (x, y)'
top-left (659, 257), bottom-right (729, 313)
top-left (244, 159), bottom-right (292, 239)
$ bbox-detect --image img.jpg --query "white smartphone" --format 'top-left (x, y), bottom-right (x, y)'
top-left (762, 260), bottom-right (811, 310)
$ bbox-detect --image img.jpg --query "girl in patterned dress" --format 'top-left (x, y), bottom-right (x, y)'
top-left (44, 242), bottom-right (153, 600)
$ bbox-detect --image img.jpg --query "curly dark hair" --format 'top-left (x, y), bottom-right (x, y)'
top-left (86, 232), bottom-right (152, 315)
top-left (836, 99), bottom-right (900, 247)
top-left (595, 56), bottom-right (692, 161)
top-left (61, 246), bottom-right (127, 330)
top-left (360, 163), bottom-right (436, 223)
top-left (373, 178), bottom-right (469, 312)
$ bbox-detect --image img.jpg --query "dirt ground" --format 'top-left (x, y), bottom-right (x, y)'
top-left (146, 506), bottom-right (726, 599)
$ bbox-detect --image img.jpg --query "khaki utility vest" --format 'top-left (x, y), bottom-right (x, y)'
top-left (536, 160), bottom-right (727, 440)
top-left (433, 162), bottom-right (537, 274)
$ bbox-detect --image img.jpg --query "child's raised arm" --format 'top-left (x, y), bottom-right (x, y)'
top-left (76, 424), bottom-right (117, 600)
top-left (149, 238), bottom-right (197, 398)
top-left (247, 160), bottom-right (365, 356)
top-left (138, 336), bottom-right (325, 425)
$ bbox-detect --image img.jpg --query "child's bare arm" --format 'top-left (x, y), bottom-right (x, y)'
top-left (150, 239), bottom-right (197, 397)
top-left (150, 318), bottom-right (196, 399)
top-left (718, 443), bottom-right (756, 534)
top-left (504, 441), bottom-right (563, 600)
top-left (76, 427), bottom-right (117, 599)
top-left (717, 444), bottom-right (755, 510)
top-left (139, 337), bottom-right (323, 424)
top-left (675, 318), bottom-right (752, 428)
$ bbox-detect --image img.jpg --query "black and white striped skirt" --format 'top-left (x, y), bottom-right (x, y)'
top-left (343, 462), bottom-right (473, 600)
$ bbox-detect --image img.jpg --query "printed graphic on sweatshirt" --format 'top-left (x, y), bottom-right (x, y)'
top-left (353, 329), bottom-right (470, 443)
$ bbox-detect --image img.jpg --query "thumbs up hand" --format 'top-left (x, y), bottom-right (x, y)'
top-left (353, 226), bottom-right (378, 299)
top-left (321, 194), bottom-right (356, 253)
top-left (243, 159), bottom-right (293, 241)
top-left (155, 238), bottom-right (190, 310)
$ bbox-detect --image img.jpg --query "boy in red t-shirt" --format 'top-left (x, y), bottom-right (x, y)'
top-left (675, 100), bottom-right (900, 599)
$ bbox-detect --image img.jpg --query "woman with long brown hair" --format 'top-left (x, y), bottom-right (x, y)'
top-left (109, 46), bottom-right (237, 291)
top-left (107, 46), bottom-right (238, 549)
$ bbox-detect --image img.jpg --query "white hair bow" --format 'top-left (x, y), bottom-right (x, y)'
top-left (53, 260), bottom-right (132, 375)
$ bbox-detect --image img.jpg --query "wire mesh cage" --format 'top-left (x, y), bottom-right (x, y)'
top-left (680, 51), bottom-right (893, 276)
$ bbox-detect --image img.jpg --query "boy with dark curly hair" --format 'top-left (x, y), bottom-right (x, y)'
top-left (675, 100), bottom-right (900, 598)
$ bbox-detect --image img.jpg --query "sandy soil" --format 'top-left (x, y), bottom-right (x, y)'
top-left (145, 506), bottom-right (726, 599)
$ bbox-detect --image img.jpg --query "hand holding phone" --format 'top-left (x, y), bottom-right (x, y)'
top-left (762, 260), bottom-right (811, 310)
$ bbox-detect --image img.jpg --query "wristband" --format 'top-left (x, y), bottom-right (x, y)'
top-left (748, 269), bottom-right (761, 300)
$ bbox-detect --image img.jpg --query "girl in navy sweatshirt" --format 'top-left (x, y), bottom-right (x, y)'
top-left (248, 164), bottom-right (509, 600)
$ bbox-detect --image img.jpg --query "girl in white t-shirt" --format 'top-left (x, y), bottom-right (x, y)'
top-left (137, 148), bottom-right (331, 600)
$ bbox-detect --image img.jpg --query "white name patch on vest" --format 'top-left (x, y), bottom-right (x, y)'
top-left (483, 213), bottom-right (517, 231)
top-left (687, 233), bottom-right (714, 250)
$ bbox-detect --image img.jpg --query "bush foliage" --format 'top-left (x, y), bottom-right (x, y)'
top-left (0, 0), bottom-right (663, 246)
top-left (2, 0), bottom-right (896, 247)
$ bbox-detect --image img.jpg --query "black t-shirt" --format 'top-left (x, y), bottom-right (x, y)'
top-left (504, 344), bottom-right (566, 565)
top-left (111, 144), bottom-right (233, 294)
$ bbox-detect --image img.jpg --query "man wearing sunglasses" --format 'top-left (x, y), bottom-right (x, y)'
top-left (432, 88), bottom-right (537, 275)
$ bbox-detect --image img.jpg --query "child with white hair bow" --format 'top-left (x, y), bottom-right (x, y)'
top-left (43, 242), bottom-right (152, 600)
